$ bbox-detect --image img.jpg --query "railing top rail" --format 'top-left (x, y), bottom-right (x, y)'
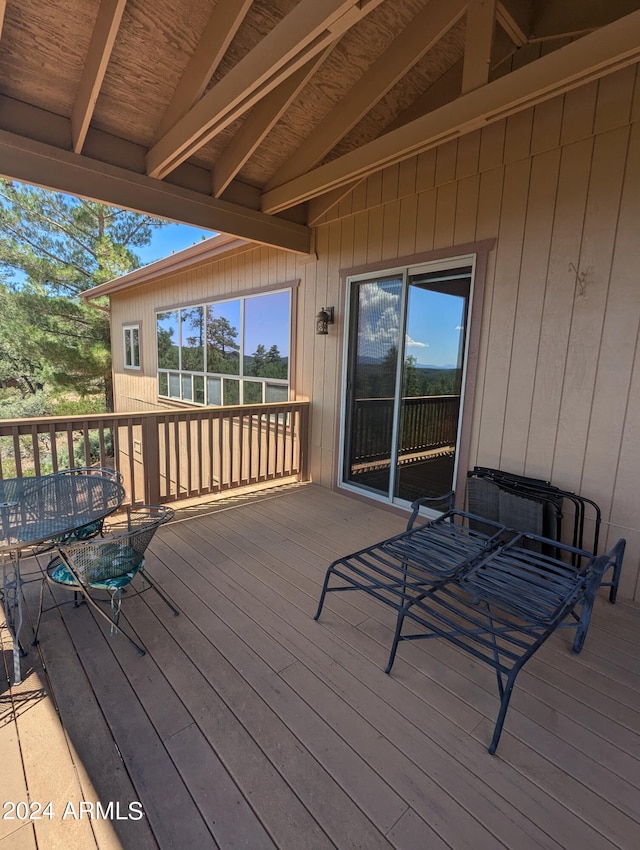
top-left (0, 399), bottom-right (311, 431)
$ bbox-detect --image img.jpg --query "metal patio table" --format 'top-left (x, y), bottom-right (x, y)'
top-left (1, 471), bottom-right (125, 685)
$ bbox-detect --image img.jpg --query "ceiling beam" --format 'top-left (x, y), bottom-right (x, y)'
top-left (462, 0), bottom-right (497, 93)
top-left (152, 0), bottom-right (253, 144)
top-left (71, 0), bottom-right (127, 154)
top-left (307, 180), bottom-right (364, 225)
top-left (385, 28), bottom-right (515, 134)
top-left (266, 0), bottom-right (468, 191)
top-left (212, 46), bottom-right (335, 198)
top-left (146, 0), bottom-right (386, 180)
top-left (262, 9), bottom-right (640, 213)
top-left (496, 0), bottom-right (531, 46)
top-left (0, 128), bottom-right (311, 253)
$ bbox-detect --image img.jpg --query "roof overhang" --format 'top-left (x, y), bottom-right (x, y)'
top-left (1, 1), bottom-right (638, 251)
top-left (81, 232), bottom-right (258, 300)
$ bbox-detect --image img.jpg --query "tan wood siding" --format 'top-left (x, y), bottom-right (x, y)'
top-left (111, 64), bottom-right (640, 600)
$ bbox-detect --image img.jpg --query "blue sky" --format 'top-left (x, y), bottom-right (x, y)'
top-left (136, 221), bottom-right (215, 266)
top-left (358, 280), bottom-right (465, 368)
top-left (405, 288), bottom-right (465, 368)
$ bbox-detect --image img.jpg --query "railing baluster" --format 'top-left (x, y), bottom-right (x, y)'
top-left (30, 424), bottom-right (41, 476)
top-left (196, 414), bottom-right (203, 495)
top-left (215, 413), bottom-right (222, 493)
top-left (238, 410), bottom-right (245, 486)
top-left (12, 427), bottom-right (22, 477)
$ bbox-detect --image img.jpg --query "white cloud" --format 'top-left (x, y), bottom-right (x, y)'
top-left (357, 282), bottom-right (402, 352)
top-left (406, 335), bottom-right (429, 349)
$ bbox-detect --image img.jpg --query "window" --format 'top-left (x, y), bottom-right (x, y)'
top-left (156, 288), bottom-right (292, 406)
top-left (123, 325), bottom-right (141, 369)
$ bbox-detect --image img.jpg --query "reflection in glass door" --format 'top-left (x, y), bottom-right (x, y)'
top-left (342, 261), bottom-right (472, 507)
top-left (343, 275), bottom-right (403, 497)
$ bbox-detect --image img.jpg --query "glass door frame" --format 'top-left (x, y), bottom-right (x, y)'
top-left (338, 252), bottom-right (478, 512)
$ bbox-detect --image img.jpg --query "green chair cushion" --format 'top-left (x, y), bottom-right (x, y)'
top-left (68, 519), bottom-right (103, 541)
top-left (47, 543), bottom-right (143, 590)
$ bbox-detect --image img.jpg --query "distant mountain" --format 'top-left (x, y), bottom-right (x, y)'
top-left (357, 356), bottom-right (457, 369)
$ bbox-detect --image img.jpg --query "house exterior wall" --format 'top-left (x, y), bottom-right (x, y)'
top-left (110, 64), bottom-right (640, 600)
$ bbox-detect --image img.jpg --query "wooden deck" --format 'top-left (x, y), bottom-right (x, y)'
top-left (2, 483), bottom-right (640, 850)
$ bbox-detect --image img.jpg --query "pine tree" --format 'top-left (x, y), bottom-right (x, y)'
top-left (0, 179), bottom-right (168, 409)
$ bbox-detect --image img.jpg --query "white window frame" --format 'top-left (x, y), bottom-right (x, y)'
top-left (123, 324), bottom-right (141, 370)
top-left (155, 284), bottom-right (295, 406)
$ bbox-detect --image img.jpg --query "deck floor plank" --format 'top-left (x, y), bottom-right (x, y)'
top-left (40, 581), bottom-right (216, 850)
top-left (129, 574), bottom-right (405, 850)
top-left (18, 570), bottom-right (160, 850)
top-left (354, 610), bottom-right (640, 846)
top-left (157, 509), bottom-right (597, 850)
top-left (3, 483), bottom-right (640, 850)
top-left (122, 591), bottom-right (370, 850)
top-left (0, 624), bottom-right (37, 850)
top-left (1, 604), bottom-right (99, 850)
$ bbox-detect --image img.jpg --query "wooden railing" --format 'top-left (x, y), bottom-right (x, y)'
top-left (350, 395), bottom-right (459, 468)
top-left (0, 401), bottom-right (310, 505)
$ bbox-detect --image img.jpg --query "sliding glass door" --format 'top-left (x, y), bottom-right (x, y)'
top-left (342, 259), bottom-right (472, 507)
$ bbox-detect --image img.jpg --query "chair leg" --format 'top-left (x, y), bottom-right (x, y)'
top-left (573, 592), bottom-right (596, 654)
top-left (73, 584), bottom-right (146, 656)
top-left (314, 566), bottom-right (335, 621)
top-left (608, 556), bottom-right (624, 604)
top-left (385, 608), bottom-right (407, 674)
top-left (488, 670), bottom-right (518, 755)
top-left (31, 579), bottom-right (46, 646)
top-left (138, 568), bottom-right (179, 616)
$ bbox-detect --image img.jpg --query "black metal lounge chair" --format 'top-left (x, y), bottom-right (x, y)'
top-left (314, 492), bottom-right (626, 753)
top-left (385, 534), bottom-right (625, 753)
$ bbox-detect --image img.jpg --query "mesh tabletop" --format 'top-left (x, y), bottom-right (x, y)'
top-left (0, 473), bottom-right (125, 553)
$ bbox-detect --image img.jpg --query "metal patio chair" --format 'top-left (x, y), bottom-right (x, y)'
top-left (33, 504), bottom-right (179, 656)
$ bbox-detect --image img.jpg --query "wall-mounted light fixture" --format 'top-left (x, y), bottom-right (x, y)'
top-left (316, 306), bottom-right (335, 335)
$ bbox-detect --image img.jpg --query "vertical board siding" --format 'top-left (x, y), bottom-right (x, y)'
top-left (109, 66), bottom-right (640, 599)
top-left (455, 132), bottom-right (480, 180)
top-left (525, 137), bottom-right (594, 478)
top-left (476, 156), bottom-right (531, 468)
top-left (453, 174), bottom-right (480, 246)
top-left (433, 182), bottom-right (456, 249)
top-left (415, 188), bottom-right (437, 253)
top-left (560, 80), bottom-right (597, 146)
top-left (397, 193), bottom-right (419, 257)
top-left (415, 148), bottom-right (436, 192)
top-left (321, 220), bottom-right (342, 483)
top-left (500, 148), bottom-right (561, 472)
top-left (552, 126), bottom-right (630, 488)
top-left (593, 64), bottom-right (636, 136)
top-left (530, 98), bottom-right (563, 154)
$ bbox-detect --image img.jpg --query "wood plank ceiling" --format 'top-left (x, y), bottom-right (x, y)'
top-left (0, 0), bottom-right (639, 253)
